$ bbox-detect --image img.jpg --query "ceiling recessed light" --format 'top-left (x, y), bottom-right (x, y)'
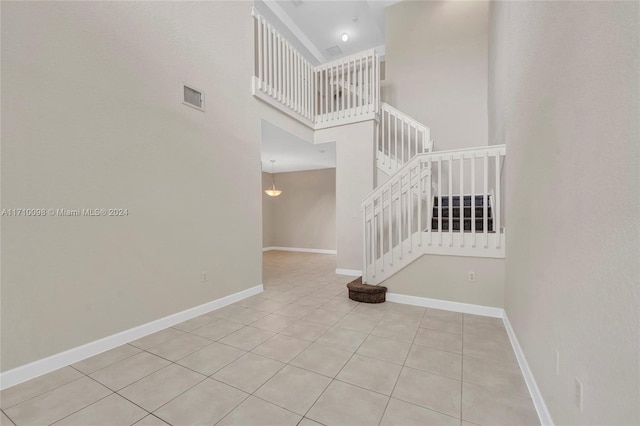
top-left (341, 33), bottom-right (349, 42)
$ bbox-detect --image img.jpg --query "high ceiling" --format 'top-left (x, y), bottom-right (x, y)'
top-left (256, 0), bottom-right (400, 63)
top-left (257, 1), bottom-right (400, 173)
top-left (261, 120), bottom-right (336, 174)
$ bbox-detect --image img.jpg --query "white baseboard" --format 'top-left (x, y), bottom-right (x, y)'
top-left (335, 268), bottom-right (362, 277)
top-left (503, 314), bottom-right (554, 426)
top-left (263, 247), bottom-right (337, 255)
top-left (386, 292), bottom-right (504, 318)
top-left (0, 284), bottom-right (264, 391)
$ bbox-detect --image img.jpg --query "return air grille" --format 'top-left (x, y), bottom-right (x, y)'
top-left (183, 84), bottom-right (204, 111)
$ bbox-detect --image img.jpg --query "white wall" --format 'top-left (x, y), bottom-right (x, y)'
top-left (1, 2), bottom-right (262, 371)
top-left (262, 169), bottom-right (336, 251)
top-left (384, 1), bottom-right (489, 151)
top-left (317, 121), bottom-right (376, 272)
top-left (490, 2), bottom-right (639, 424)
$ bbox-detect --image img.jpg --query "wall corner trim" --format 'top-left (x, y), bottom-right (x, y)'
top-left (503, 313), bottom-right (554, 426)
top-left (263, 247), bottom-right (337, 255)
top-left (335, 268), bottom-right (362, 277)
top-left (0, 284), bottom-right (264, 391)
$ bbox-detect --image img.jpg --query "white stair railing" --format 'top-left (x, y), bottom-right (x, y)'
top-left (378, 103), bottom-right (433, 174)
top-left (252, 10), bottom-right (379, 130)
top-left (362, 145), bottom-right (506, 285)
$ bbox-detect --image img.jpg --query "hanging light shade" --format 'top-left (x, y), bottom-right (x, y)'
top-left (265, 160), bottom-right (282, 197)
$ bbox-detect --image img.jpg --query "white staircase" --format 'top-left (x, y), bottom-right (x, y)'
top-left (252, 10), bottom-right (506, 286)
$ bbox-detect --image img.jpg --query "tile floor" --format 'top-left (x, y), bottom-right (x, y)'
top-left (0, 251), bottom-right (539, 426)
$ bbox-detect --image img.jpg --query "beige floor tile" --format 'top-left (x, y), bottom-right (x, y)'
top-left (274, 303), bottom-right (315, 319)
top-left (280, 320), bottom-right (331, 342)
top-left (90, 351), bottom-right (170, 391)
top-left (218, 326), bottom-right (276, 351)
top-left (420, 316), bottom-right (463, 335)
top-left (301, 308), bottom-right (346, 326)
top-left (356, 334), bottom-right (411, 365)
top-left (387, 303), bottom-right (427, 317)
top-left (290, 343), bottom-right (353, 378)
top-left (172, 313), bottom-right (217, 332)
top-left (213, 353), bottom-right (285, 393)
top-left (336, 354), bottom-right (402, 395)
top-left (248, 299), bottom-right (288, 313)
top-left (251, 334), bottom-right (311, 363)
top-left (372, 318), bottom-right (419, 343)
top-left (72, 344), bottom-right (141, 375)
top-left (217, 396), bottom-right (301, 426)
top-left (392, 367), bottom-right (461, 418)
top-left (133, 415), bottom-right (170, 426)
top-left (463, 356), bottom-right (529, 398)
top-left (307, 380), bottom-right (388, 426)
top-left (224, 307), bottom-right (269, 325)
top-left (129, 328), bottom-right (185, 350)
top-left (250, 313), bottom-right (297, 333)
top-left (335, 312), bottom-right (380, 334)
top-left (118, 364), bottom-right (204, 412)
top-left (255, 366), bottom-right (331, 415)
top-left (53, 393), bottom-right (146, 426)
top-left (5, 377), bottom-right (111, 426)
top-left (1, 411), bottom-right (15, 426)
top-left (316, 327), bottom-right (367, 352)
top-left (462, 382), bottom-right (539, 426)
top-left (463, 333), bottom-right (518, 366)
top-left (0, 366), bottom-right (83, 409)
top-left (350, 303), bottom-right (389, 319)
top-left (319, 298), bottom-right (359, 313)
top-left (414, 327), bottom-right (462, 353)
top-left (427, 309), bottom-right (463, 321)
top-left (405, 345), bottom-right (462, 380)
top-left (146, 333), bottom-right (212, 361)
top-left (177, 342), bottom-right (245, 376)
top-left (190, 318), bottom-right (244, 341)
top-left (294, 295), bottom-right (332, 308)
top-left (298, 418), bottom-right (324, 426)
top-left (380, 398), bottom-right (459, 426)
top-left (154, 378), bottom-right (247, 425)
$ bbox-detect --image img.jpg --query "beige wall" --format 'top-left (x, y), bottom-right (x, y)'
top-left (262, 169), bottom-right (336, 250)
top-left (317, 121), bottom-right (376, 272)
top-left (383, 255), bottom-right (505, 308)
top-left (1, 2), bottom-right (262, 372)
top-left (490, 1), bottom-right (639, 424)
top-left (384, 1), bottom-right (489, 151)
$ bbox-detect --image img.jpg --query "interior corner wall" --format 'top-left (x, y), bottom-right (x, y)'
top-left (1, 1), bottom-right (262, 372)
top-left (489, 2), bottom-right (640, 424)
top-left (382, 255), bottom-right (505, 308)
top-left (384, 0), bottom-right (489, 151)
top-left (262, 168), bottom-right (336, 251)
top-left (317, 121), bottom-right (376, 272)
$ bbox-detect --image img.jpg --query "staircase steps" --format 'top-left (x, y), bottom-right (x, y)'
top-left (431, 195), bottom-right (494, 232)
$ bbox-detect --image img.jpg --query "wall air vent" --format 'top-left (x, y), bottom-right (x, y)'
top-left (325, 45), bottom-right (342, 58)
top-left (183, 84), bottom-right (205, 111)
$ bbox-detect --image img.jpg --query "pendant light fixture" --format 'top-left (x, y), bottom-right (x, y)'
top-left (265, 160), bottom-right (282, 197)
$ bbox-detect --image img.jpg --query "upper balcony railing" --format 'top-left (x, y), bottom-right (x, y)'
top-left (252, 10), bottom-right (379, 130)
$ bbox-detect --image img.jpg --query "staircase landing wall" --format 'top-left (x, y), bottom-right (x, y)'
top-left (381, 254), bottom-right (505, 308)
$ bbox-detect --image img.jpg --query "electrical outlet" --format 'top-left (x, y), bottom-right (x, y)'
top-left (574, 378), bottom-right (583, 411)
top-left (555, 350), bottom-right (560, 376)
top-left (468, 271), bottom-right (476, 282)
top-left (201, 271), bottom-right (208, 283)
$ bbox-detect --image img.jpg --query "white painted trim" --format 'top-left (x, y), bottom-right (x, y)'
top-left (335, 268), bottom-right (362, 277)
top-left (503, 314), bottom-right (554, 426)
top-left (386, 292), bottom-right (504, 318)
top-left (263, 247), bottom-right (337, 255)
top-left (260, 1), bottom-right (327, 64)
top-left (0, 285), bottom-right (264, 390)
